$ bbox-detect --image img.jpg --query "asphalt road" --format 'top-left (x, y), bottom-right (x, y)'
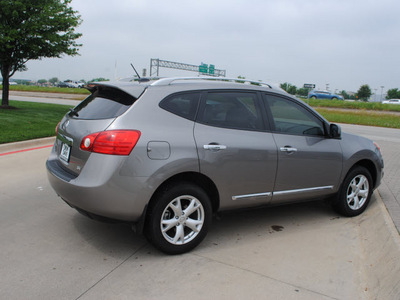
top-left (0, 125), bottom-right (399, 299)
top-left (9, 91), bottom-right (83, 106)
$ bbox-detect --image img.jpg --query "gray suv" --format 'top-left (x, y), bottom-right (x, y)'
top-left (46, 77), bottom-right (384, 254)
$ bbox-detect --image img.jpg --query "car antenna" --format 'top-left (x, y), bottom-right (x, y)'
top-left (130, 63), bottom-right (150, 83)
top-left (130, 63), bottom-right (141, 79)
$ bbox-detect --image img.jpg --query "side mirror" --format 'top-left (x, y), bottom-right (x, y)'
top-left (329, 124), bottom-right (341, 139)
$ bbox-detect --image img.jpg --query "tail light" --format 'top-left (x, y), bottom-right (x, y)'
top-left (55, 122), bottom-right (61, 135)
top-left (80, 130), bottom-right (141, 155)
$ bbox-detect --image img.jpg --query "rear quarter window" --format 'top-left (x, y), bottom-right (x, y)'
top-left (159, 92), bottom-right (201, 121)
top-left (72, 86), bottom-right (138, 120)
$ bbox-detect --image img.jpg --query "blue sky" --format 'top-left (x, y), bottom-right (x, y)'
top-left (16, 0), bottom-right (400, 92)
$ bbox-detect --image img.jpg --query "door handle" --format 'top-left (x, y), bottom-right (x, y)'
top-left (280, 146), bottom-right (297, 153)
top-left (204, 144), bottom-right (227, 151)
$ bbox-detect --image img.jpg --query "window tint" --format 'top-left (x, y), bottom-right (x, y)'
top-left (159, 92), bottom-right (200, 121)
top-left (200, 92), bottom-right (262, 130)
top-left (265, 95), bottom-right (325, 136)
top-left (72, 86), bottom-right (137, 120)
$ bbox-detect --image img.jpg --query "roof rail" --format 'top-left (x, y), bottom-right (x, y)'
top-left (151, 77), bottom-right (273, 88)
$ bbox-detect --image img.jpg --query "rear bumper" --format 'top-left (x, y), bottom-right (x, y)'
top-left (46, 156), bottom-right (151, 222)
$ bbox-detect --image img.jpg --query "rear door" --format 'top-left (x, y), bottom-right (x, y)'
top-left (194, 91), bottom-right (278, 210)
top-left (263, 94), bottom-right (343, 203)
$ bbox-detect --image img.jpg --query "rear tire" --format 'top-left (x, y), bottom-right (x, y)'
top-left (146, 183), bottom-right (212, 254)
top-left (333, 166), bottom-right (373, 217)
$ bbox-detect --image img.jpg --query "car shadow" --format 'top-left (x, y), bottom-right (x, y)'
top-left (71, 213), bottom-right (148, 257)
top-left (195, 199), bottom-right (347, 252)
top-left (69, 196), bottom-right (375, 257)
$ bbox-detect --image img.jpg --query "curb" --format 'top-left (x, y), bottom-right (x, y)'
top-left (359, 190), bottom-right (400, 298)
top-left (377, 180), bottom-right (400, 234)
top-left (0, 137), bottom-right (55, 154)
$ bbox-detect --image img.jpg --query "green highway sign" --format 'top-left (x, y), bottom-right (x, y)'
top-left (209, 64), bottom-right (215, 75)
top-left (199, 63), bottom-right (208, 74)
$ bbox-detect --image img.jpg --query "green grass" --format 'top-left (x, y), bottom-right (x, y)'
top-left (0, 101), bottom-right (73, 144)
top-left (304, 98), bottom-right (400, 112)
top-left (1, 84), bottom-right (90, 95)
top-left (316, 108), bottom-right (400, 129)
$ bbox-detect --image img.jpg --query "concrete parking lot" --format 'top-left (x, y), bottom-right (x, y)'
top-left (0, 125), bottom-right (399, 299)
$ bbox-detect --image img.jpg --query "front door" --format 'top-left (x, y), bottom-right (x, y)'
top-left (194, 91), bottom-right (278, 210)
top-left (263, 94), bottom-right (343, 203)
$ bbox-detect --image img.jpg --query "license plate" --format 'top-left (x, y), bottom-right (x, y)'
top-left (59, 143), bottom-right (71, 163)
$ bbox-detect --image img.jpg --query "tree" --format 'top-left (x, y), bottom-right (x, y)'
top-left (296, 88), bottom-right (309, 97)
top-left (49, 77), bottom-right (59, 85)
top-left (280, 82), bottom-right (297, 95)
top-left (339, 90), bottom-right (350, 100)
top-left (386, 88), bottom-right (400, 100)
top-left (356, 84), bottom-right (372, 101)
top-left (0, 0), bottom-right (82, 108)
top-left (235, 75), bottom-right (246, 84)
top-left (37, 79), bottom-right (47, 85)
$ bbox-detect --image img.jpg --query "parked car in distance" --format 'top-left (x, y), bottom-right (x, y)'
top-left (308, 90), bottom-right (343, 100)
top-left (76, 81), bottom-right (85, 88)
top-left (56, 81), bottom-right (70, 88)
top-left (57, 81), bottom-right (85, 88)
top-left (382, 99), bottom-right (400, 105)
top-left (47, 77), bottom-right (384, 254)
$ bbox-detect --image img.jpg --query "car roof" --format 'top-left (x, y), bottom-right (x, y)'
top-left (88, 77), bottom-right (286, 98)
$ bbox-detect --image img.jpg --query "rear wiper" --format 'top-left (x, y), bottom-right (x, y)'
top-left (69, 108), bottom-right (79, 117)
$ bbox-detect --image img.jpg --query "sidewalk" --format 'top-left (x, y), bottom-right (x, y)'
top-left (0, 137), bottom-right (55, 155)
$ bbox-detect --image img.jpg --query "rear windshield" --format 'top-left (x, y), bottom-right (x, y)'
top-left (71, 86), bottom-right (139, 120)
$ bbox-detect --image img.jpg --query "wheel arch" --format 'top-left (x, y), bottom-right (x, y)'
top-left (147, 172), bottom-right (220, 216)
top-left (348, 159), bottom-right (378, 189)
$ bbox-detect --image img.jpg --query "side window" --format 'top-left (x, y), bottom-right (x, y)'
top-left (200, 92), bottom-right (263, 130)
top-left (159, 92), bottom-right (201, 121)
top-left (265, 95), bottom-right (325, 136)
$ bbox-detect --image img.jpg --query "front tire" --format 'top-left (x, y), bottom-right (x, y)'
top-left (146, 183), bottom-right (212, 254)
top-left (333, 166), bottom-right (373, 217)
